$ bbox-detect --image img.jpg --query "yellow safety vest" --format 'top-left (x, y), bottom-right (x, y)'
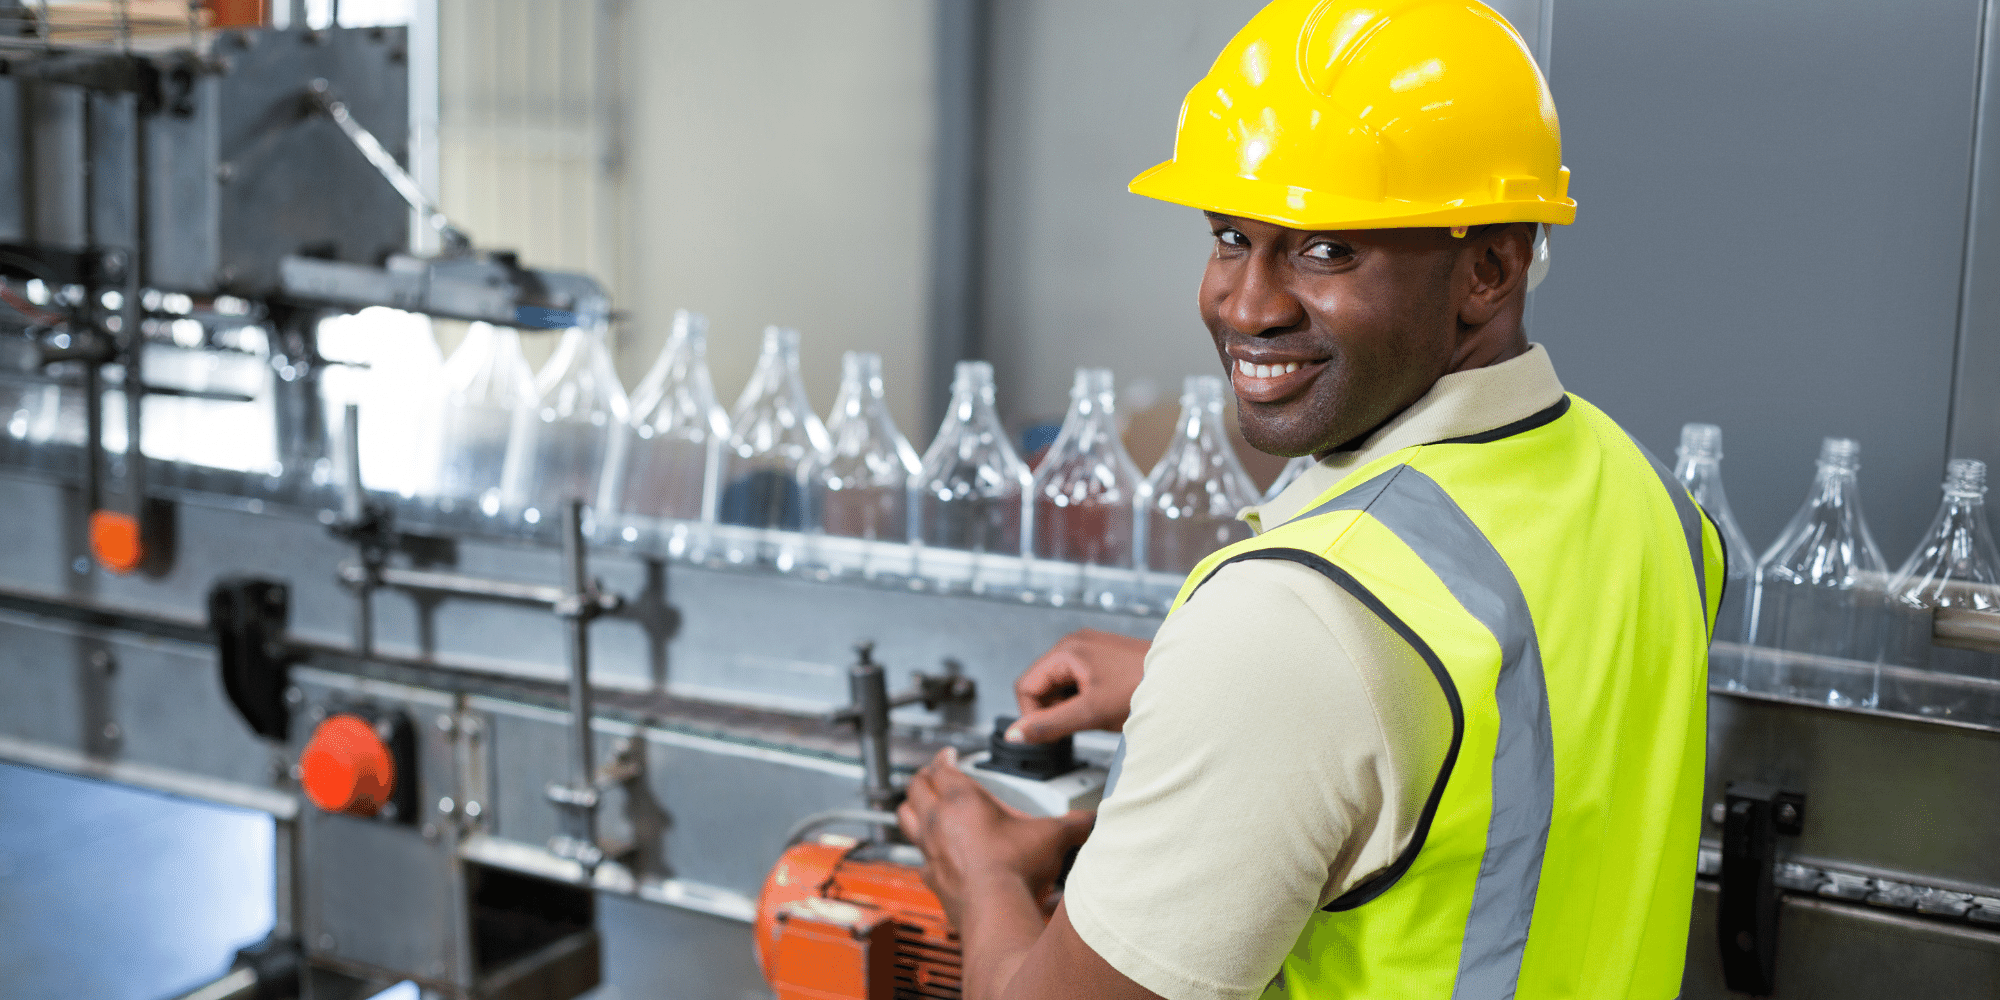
top-left (1171, 394), bottom-right (1722, 1000)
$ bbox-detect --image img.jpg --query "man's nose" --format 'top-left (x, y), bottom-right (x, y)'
top-left (1219, 254), bottom-right (1306, 338)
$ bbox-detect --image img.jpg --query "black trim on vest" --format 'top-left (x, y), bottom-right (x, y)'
top-left (1699, 505), bottom-right (1726, 637)
top-left (1186, 548), bottom-right (1467, 913)
top-left (1428, 395), bottom-right (1571, 446)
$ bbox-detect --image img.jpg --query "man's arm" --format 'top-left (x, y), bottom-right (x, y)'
top-left (897, 749), bottom-right (1160, 1000)
top-left (902, 560), bottom-right (1453, 1000)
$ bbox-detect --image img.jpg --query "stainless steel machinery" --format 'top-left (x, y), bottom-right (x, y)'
top-left (0, 8), bottom-right (1996, 1000)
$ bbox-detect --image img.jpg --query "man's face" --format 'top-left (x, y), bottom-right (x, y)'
top-left (1199, 214), bottom-right (1462, 458)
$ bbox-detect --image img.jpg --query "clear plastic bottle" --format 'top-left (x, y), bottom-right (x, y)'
top-left (433, 323), bottom-right (537, 516)
top-left (913, 360), bottom-right (1031, 595)
top-left (498, 323), bottom-right (628, 528)
top-left (1748, 437), bottom-right (1889, 706)
top-left (1031, 368), bottom-right (1148, 609)
top-left (1673, 423), bottom-right (1756, 684)
top-left (1879, 459), bottom-right (2000, 720)
top-left (717, 326), bottom-right (830, 568)
top-left (598, 309), bottom-right (729, 558)
top-left (1144, 375), bottom-right (1258, 587)
top-left (1264, 453), bottom-right (1314, 503)
top-left (801, 351), bottom-right (921, 581)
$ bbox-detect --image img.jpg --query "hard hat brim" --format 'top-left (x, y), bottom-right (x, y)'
top-left (1129, 159), bottom-right (1578, 231)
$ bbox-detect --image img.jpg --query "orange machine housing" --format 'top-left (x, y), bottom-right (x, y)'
top-left (755, 838), bottom-right (962, 1000)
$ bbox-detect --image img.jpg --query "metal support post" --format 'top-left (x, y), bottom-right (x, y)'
top-left (335, 403), bottom-right (378, 656)
top-left (544, 498), bottom-right (636, 871)
top-left (555, 498), bottom-right (599, 865)
top-left (848, 642), bottom-right (897, 817)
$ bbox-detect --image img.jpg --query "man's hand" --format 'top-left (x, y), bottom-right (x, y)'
top-left (1009, 630), bottom-right (1150, 744)
top-left (896, 748), bottom-right (1094, 927)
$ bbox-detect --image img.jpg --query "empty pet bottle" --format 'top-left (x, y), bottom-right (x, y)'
top-left (718, 326), bottom-right (830, 567)
top-left (499, 323), bottom-right (629, 528)
top-left (1144, 376), bottom-right (1258, 584)
top-left (1748, 437), bottom-right (1889, 707)
top-left (1879, 459), bottom-right (2000, 720)
top-left (432, 322), bottom-right (537, 516)
top-left (801, 352), bottom-right (921, 580)
top-left (599, 310), bottom-right (730, 557)
top-left (1264, 454), bottom-right (1314, 503)
top-left (1674, 423), bottom-right (1755, 683)
top-left (1031, 368), bottom-right (1148, 609)
top-left (914, 360), bottom-right (1031, 594)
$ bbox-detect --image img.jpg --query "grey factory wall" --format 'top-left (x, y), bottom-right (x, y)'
top-left (979, 0), bottom-right (1269, 430)
top-left (617, 1), bottom-right (938, 436)
top-left (1533, 0), bottom-right (1982, 560)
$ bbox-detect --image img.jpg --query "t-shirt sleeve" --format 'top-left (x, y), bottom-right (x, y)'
top-left (1062, 559), bottom-right (1452, 1000)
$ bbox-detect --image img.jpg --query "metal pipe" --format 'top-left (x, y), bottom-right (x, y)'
top-left (339, 403), bottom-right (372, 655)
top-left (369, 565), bottom-right (566, 607)
top-left (560, 499), bottom-right (596, 848)
top-left (81, 361), bottom-right (101, 511)
top-left (848, 642), bottom-right (897, 816)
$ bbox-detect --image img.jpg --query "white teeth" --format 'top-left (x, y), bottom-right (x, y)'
top-left (1238, 360), bottom-right (1307, 379)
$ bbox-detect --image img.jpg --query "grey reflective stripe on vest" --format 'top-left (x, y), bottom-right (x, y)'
top-left (1299, 467), bottom-right (1552, 1000)
top-left (1626, 436), bottom-right (1710, 630)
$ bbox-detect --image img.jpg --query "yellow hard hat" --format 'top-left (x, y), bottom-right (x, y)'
top-left (1129, 0), bottom-right (1575, 230)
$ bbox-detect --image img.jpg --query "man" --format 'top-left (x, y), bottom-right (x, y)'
top-left (897, 2), bottom-right (1722, 998)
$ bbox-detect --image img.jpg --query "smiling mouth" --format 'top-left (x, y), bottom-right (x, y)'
top-left (1231, 357), bottom-right (1329, 403)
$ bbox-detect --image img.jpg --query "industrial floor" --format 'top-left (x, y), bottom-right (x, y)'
top-left (0, 762), bottom-right (763, 1000)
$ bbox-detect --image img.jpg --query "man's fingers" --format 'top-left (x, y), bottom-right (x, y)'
top-left (1011, 695), bottom-right (1102, 744)
top-left (896, 801), bottom-right (923, 848)
top-left (1015, 650), bottom-right (1081, 714)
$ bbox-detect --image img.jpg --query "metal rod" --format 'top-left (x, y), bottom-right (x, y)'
top-left (560, 499), bottom-right (597, 846)
top-left (81, 362), bottom-right (101, 511)
top-left (339, 403), bottom-right (372, 655)
top-left (369, 565), bottom-right (566, 607)
top-left (307, 79), bottom-right (471, 253)
top-left (848, 642), bottom-right (897, 817)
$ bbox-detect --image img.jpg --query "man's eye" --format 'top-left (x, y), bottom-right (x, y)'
top-left (1303, 242), bottom-right (1353, 261)
top-left (1214, 229), bottom-right (1249, 248)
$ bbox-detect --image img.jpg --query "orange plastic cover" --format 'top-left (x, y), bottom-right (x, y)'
top-left (89, 510), bottom-right (143, 575)
top-left (299, 714), bottom-right (395, 816)
top-left (755, 841), bottom-right (962, 1000)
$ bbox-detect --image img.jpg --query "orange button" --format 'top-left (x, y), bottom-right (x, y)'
top-left (300, 714), bottom-right (396, 817)
top-left (90, 510), bottom-right (143, 575)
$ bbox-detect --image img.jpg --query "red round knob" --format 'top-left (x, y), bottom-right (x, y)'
top-left (300, 714), bottom-right (395, 817)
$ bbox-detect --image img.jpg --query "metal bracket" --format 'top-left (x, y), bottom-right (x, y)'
top-left (546, 736), bottom-right (644, 870)
top-left (1718, 782), bottom-right (1807, 996)
top-left (208, 577), bottom-right (295, 742)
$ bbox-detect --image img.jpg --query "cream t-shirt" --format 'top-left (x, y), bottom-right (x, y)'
top-left (1063, 346), bottom-right (1569, 1000)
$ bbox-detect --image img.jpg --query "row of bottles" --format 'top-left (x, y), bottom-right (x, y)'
top-left (414, 311), bottom-right (1272, 610)
top-left (1679, 425), bottom-right (2000, 720)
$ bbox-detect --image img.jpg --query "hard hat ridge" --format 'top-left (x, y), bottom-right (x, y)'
top-left (1130, 0), bottom-right (1576, 232)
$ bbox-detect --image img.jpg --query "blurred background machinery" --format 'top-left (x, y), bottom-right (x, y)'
top-left (1, 1), bottom-right (1999, 999)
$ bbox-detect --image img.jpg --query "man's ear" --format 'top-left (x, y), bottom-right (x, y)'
top-left (1458, 222), bottom-right (1536, 326)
